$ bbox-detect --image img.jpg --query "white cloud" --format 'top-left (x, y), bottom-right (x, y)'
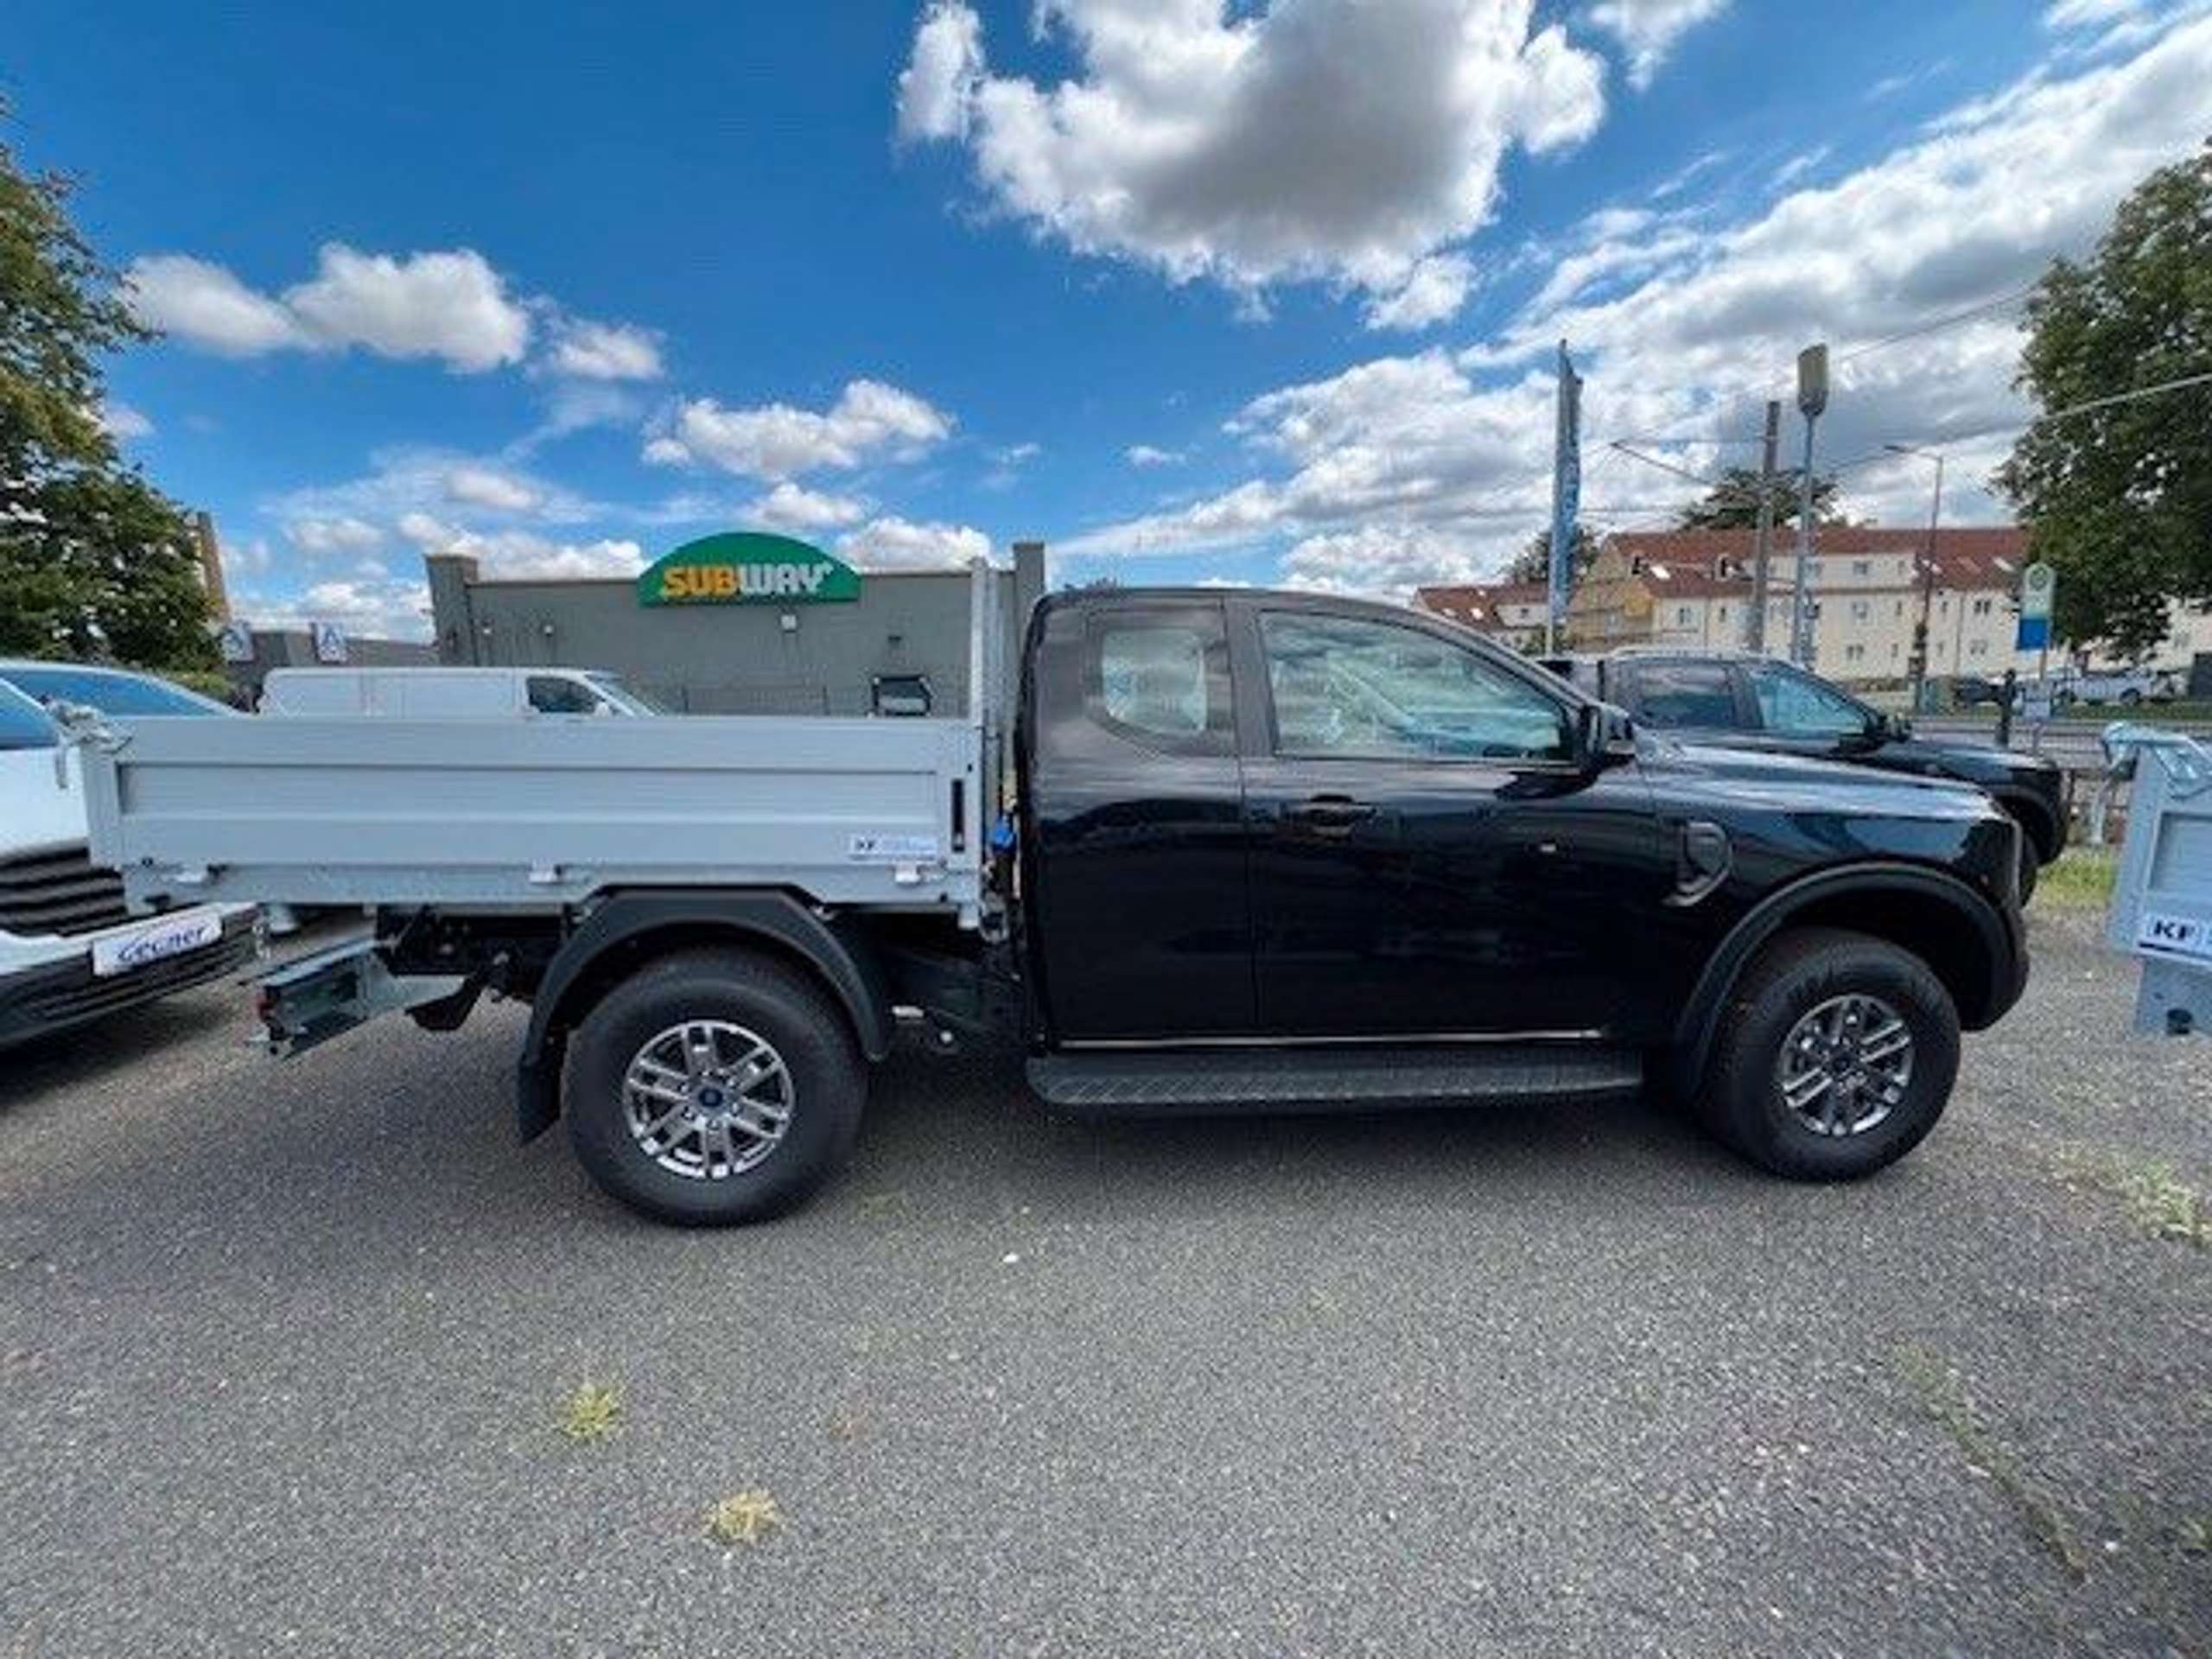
top-left (2045, 0), bottom-right (2140, 27)
top-left (1585, 0), bottom-right (1731, 89)
top-left (125, 255), bottom-right (308, 355)
top-left (897, 0), bottom-right (1605, 315)
top-left (1061, 11), bottom-right (2212, 592)
top-left (838, 516), bottom-right (992, 569)
top-left (396, 512), bottom-right (645, 580)
top-left (270, 446), bottom-right (593, 531)
top-left (124, 244), bottom-right (531, 372)
top-left (743, 481), bottom-right (868, 531)
top-left (443, 466), bottom-right (543, 513)
top-left (646, 378), bottom-right (953, 479)
top-left (220, 537), bottom-right (273, 579)
top-left (1770, 145), bottom-right (1832, 190)
top-left (545, 317), bottom-right (664, 380)
top-left (896, 0), bottom-right (986, 141)
top-left (285, 515), bottom-right (384, 556)
top-left (1365, 253), bottom-right (1476, 331)
top-left (1125, 443), bottom-right (1183, 467)
top-left (237, 578), bottom-right (434, 643)
top-left (98, 401), bottom-right (153, 441)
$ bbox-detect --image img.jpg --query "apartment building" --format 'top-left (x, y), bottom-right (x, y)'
top-left (1416, 526), bottom-right (2212, 685)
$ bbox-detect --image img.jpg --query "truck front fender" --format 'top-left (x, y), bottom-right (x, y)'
top-left (1666, 861), bottom-right (2025, 1099)
top-left (516, 889), bottom-right (893, 1141)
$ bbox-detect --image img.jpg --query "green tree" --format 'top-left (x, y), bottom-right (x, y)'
top-left (1997, 142), bottom-right (2212, 661)
top-left (1506, 524), bottom-right (1599, 585)
top-left (0, 126), bottom-right (213, 667)
top-left (1675, 466), bottom-right (1838, 531)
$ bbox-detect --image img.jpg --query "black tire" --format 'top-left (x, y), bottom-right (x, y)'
top-left (564, 948), bottom-right (864, 1225)
top-left (2120, 688), bottom-right (2143, 707)
top-left (2015, 836), bottom-right (2040, 906)
top-left (1697, 928), bottom-right (1960, 1180)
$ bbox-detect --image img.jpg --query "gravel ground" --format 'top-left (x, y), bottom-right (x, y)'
top-left (2, 906), bottom-right (2208, 1657)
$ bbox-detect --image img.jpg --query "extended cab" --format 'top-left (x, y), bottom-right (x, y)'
top-left (77, 582), bottom-right (2028, 1224)
top-left (1542, 648), bottom-right (2067, 900)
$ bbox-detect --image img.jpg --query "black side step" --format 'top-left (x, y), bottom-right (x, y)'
top-left (1027, 1046), bottom-right (1643, 1113)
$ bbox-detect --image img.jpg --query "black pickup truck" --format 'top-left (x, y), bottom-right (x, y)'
top-left (101, 587), bottom-right (2031, 1225)
top-left (1541, 648), bottom-right (2068, 900)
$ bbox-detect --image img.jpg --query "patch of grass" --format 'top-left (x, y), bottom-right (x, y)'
top-left (556, 1380), bottom-right (624, 1443)
top-left (1892, 1344), bottom-right (2088, 1578)
top-left (704, 1490), bottom-right (784, 1547)
top-left (2050, 1145), bottom-right (2212, 1248)
top-left (2035, 850), bottom-right (2118, 910)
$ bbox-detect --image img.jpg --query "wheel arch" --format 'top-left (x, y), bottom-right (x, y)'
top-left (1667, 861), bottom-right (2022, 1097)
top-left (1988, 786), bottom-right (2063, 863)
top-left (515, 889), bottom-right (893, 1141)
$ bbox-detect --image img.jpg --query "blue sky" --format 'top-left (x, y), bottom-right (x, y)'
top-left (8, 0), bottom-right (2209, 636)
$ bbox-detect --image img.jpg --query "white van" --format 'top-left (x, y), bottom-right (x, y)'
top-left (259, 667), bottom-right (668, 719)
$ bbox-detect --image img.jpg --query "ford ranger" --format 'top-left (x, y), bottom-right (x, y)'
top-left (76, 575), bottom-right (2028, 1224)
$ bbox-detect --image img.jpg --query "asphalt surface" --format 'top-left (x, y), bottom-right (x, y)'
top-left (3, 908), bottom-right (2209, 1656)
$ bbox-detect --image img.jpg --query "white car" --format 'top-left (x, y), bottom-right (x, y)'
top-left (0, 675), bottom-right (258, 1052)
top-left (2052, 665), bottom-right (2183, 708)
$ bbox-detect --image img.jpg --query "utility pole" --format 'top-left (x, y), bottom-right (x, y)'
top-left (1789, 344), bottom-right (1828, 668)
top-left (1885, 443), bottom-right (1943, 713)
top-left (1747, 399), bottom-right (1780, 653)
top-left (1546, 340), bottom-right (1582, 654)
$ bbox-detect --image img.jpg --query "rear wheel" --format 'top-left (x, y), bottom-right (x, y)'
top-left (1698, 928), bottom-right (1960, 1180)
top-left (565, 949), bottom-right (864, 1224)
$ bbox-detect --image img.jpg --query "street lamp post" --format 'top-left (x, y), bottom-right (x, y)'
top-left (1885, 442), bottom-right (1944, 715)
top-left (1789, 345), bottom-right (1828, 669)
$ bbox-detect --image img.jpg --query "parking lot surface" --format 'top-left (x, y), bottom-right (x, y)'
top-left (3, 908), bottom-right (2208, 1656)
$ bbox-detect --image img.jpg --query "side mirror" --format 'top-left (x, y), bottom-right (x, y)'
top-left (1578, 701), bottom-right (1637, 769)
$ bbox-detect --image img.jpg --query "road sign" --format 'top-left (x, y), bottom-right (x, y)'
top-left (2017, 614), bottom-right (2051, 652)
top-left (310, 621), bottom-right (348, 664)
top-left (215, 620), bottom-right (254, 664)
top-left (2021, 561), bottom-right (2056, 620)
top-left (2022, 678), bottom-right (2053, 721)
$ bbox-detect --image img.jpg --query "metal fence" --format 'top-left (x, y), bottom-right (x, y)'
top-left (1914, 715), bottom-right (2212, 846)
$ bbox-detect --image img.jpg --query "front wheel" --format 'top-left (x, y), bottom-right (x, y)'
top-left (1698, 928), bottom-right (1961, 1180)
top-left (564, 948), bottom-right (864, 1224)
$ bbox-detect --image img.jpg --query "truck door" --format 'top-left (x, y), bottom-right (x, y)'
top-left (1020, 597), bottom-right (1255, 1041)
top-left (1236, 602), bottom-right (1675, 1039)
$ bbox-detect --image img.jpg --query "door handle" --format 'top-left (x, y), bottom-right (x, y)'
top-left (1287, 795), bottom-right (1376, 835)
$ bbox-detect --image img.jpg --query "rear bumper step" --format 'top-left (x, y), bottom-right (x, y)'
top-left (1027, 1045), bottom-right (1643, 1113)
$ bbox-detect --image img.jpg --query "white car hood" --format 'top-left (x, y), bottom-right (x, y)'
top-left (0, 745), bottom-right (91, 858)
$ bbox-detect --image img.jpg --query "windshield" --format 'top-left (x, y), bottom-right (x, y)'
top-left (585, 673), bottom-right (672, 715)
top-left (0, 664), bottom-right (232, 717)
top-left (0, 681), bottom-right (58, 751)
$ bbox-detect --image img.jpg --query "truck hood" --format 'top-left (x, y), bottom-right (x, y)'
top-left (1636, 734), bottom-right (1999, 820)
top-left (0, 746), bottom-right (90, 858)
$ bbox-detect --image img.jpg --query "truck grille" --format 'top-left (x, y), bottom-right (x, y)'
top-left (0, 846), bottom-right (131, 938)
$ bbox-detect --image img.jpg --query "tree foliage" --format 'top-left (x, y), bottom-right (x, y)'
top-left (1505, 524), bottom-right (1599, 586)
top-left (1997, 142), bottom-right (2212, 661)
top-left (0, 126), bottom-right (213, 667)
top-left (1675, 466), bottom-right (1838, 531)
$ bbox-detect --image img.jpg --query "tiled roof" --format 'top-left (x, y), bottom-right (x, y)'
top-left (1414, 580), bottom-right (1548, 624)
top-left (1607, 526), bottom-right (2027, 591)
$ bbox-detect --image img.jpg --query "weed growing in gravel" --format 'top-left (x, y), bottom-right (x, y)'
top-left (705, 1490), bottom-right (783, 1547)
top-left (2037, 851), bottom-right (2118, 910)
top-left (1892, 1344), bottom-right (2088, 1577)
top-left (557, 1380), bottom-right (624, 1443)
top-left (2050, 1146), bottom-right (2212, 1248)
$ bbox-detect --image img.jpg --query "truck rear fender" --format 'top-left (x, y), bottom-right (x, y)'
top-left (516, 890), bottom-right (893, 1141)
top-left (1668, 861), bottom-right (2022, 1096)
top-left (1988, 786), bottom-right (2063, 862)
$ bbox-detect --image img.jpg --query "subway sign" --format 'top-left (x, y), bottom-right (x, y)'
top-left (636, 532), bottom-right (861, 607)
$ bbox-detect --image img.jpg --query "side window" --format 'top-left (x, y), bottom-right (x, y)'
top-left (1624, 660), bottom-right (1741, 729)
top-left (0, 683), bottom-right (56, 751)
top-left (1259, 612), bottom-right (1571, 762)
top-left (527, 676), bottom-right (599, 715)
top-left (1089, 613), bottom-right (1230, 753)
top-left (1748, 662), bottom-right (1869, 736)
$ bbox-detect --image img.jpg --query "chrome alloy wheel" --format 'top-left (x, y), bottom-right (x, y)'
top-left (1775, 993), bottom-right (1914, 1138)
top-left (621, 1020), bottom-right (793, 1179)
